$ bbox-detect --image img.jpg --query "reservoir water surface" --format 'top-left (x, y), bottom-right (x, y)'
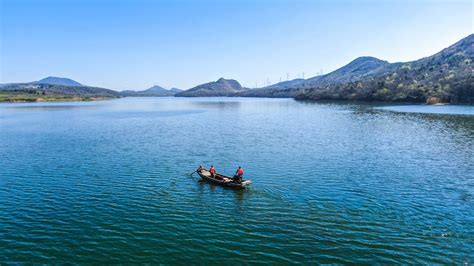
top-left (1, 97), bottom-right (473, 264)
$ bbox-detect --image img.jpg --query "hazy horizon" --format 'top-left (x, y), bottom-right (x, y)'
top-left (1, 0), bottom-right (472, 90)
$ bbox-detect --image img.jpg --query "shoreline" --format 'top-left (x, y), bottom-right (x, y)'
top-left (0, 96), bottom-right (120, 103)
top-left (1, 95), bottom-right (473, 106)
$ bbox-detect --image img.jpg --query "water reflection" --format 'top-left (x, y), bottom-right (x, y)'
top-left (189, 100), bottom-right (243, 110)
top-left (3, 104), bottom-right (100, 111)
top-left (378, 104), bottom-right (474, 115)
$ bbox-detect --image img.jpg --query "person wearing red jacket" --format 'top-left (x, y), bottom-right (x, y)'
top-left (234, 166), bottom-right (244, 183)
top-left (209, 165), bottom-right (216, 178)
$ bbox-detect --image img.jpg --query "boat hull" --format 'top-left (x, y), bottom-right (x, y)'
top-left (197, 169), bottom-right (252, 189)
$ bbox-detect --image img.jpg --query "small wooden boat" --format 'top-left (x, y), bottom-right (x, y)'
top-left (196, 168), bottom-right (252, 189)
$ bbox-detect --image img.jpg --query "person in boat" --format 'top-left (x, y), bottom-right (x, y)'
top-left (196, 165), bottom-right (204, 173)
top-left (209, 165), bottom-right (216, 178)
top-left (233, 166), bottom-right (244, 183)
top-left (209, 165), bottom-right (224, 180)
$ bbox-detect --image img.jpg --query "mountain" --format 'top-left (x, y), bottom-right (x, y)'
top-left (296, 34), bottom-right (474, 103)
top-left (120, 85), bottom-right (182, 97)
top-left (238, 57), bottom-right (397, 98)
top-left (235, 85), bottom-right (300, 98)
top-left (0, 82), bottom-right (119, 102)
top-left (35, 76), bottom-right (83, 86)
top-left (169, 88), bottom-right (182, 93)
top-left (236, 79), bottom-right (305, 97)
top-left (145, 85), bottom-right (167, 93)
top-left (0, 77), bottom-right (120, 102)
top-left (238, 34), bottom-right (473, 103)
top-left (303, 56), bottom-right (397, 87)
top-left (265, 78), bottom-right (306, 89)
top-left (175, 78), bottom-right (248, 97)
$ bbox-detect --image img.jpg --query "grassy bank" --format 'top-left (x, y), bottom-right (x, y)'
top-left (0, 91), bottom-right (115, 103)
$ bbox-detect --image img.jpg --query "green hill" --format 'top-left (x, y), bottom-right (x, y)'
top-left (0, 83), bottom-right (120, 102)
top-left (176, 78), bottom-right (248, 97)
top-left (295, 34), bottom-right (473, 103)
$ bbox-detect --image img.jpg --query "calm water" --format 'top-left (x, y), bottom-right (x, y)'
top-left (1, 98), bottom-right (473, 264)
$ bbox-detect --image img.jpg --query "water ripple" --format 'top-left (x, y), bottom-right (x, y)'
top-left (0, 98), bottom-right (473, 264)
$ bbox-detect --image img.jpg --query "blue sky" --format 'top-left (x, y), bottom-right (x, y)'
top-left (0, 0), bottom-right (472, 90)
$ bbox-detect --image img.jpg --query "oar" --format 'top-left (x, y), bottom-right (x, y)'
top-left (188, 170), bottom-right (196, 176)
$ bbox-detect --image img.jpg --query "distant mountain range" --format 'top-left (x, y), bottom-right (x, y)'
top-left (0, 77), bottom-right (182, 101)
top-left (237, 34), bottom-right (473, 103)
top-left (236, 57), bottom-right (400, 98)
top-left (0, 76), bottom-right (84, 87)
top-left (0, 83), bottom-right (119, 101)
top-left (0, 83), bottom-right (118, 97)
top-left (1, 34), bottom-right (472, 103)
top-left (294, 34), bottom-right (473, 103)
top-left (175, 78), bottom-right (248, 97)
top-left (0, 77), bottom-right (119, 101)
top-left (120, 85), bottom-right (182, 97)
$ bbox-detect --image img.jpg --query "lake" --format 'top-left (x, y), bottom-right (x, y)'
top-left (0, 97), bottom-right (473, 264)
